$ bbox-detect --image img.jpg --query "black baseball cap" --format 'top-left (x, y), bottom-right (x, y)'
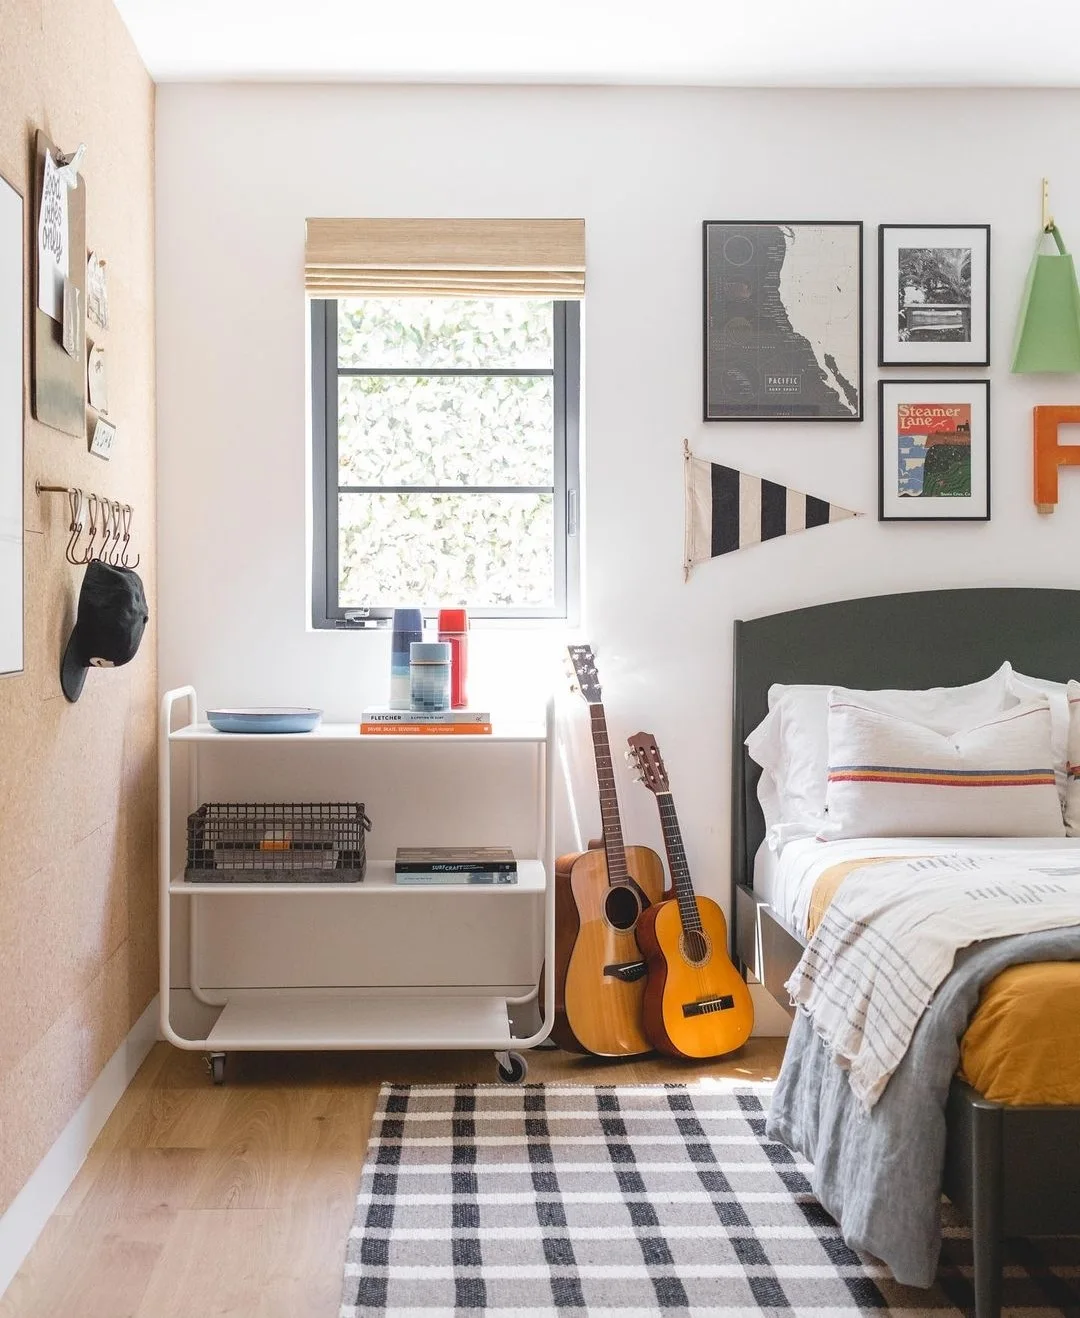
top-left (61, 560), bottom-right (149, 702)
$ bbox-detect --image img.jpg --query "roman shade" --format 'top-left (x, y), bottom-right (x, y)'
top-left (304, 217), bottom-right (585, 300)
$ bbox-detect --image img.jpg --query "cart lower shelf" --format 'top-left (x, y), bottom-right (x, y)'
top-left (194, 989), bottom-right (517, 1050)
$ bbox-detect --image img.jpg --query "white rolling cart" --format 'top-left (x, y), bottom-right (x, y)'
top-left (159, 686), bottom-right (555, 1085)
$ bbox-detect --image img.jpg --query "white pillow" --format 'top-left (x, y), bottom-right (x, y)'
top-left (747, 664), bottom-right (1014, 847)
top-left (745, 705), bottom-right (786, 844)
top-left (820, 695), bottom-right (1064, 841)
top-left (1064, 680), bottom-right (1080, 835)
top-left (1007, 667), bottom-right (1070, 801)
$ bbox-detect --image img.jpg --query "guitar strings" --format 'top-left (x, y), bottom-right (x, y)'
top-left (658, 791), bottom-right (710, 1005)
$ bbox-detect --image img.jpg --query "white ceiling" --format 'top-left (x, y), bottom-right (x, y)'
top-left (115, 0), bottom-right (1080, 87)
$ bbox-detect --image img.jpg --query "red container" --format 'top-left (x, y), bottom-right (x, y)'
top-left (437, 608), bottom-right (469, 709)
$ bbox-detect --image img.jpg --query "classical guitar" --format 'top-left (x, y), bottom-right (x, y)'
top-left (550, 647), bottom-right (666, 1057)
top-left (627, 732), bottom-right (754, 1059)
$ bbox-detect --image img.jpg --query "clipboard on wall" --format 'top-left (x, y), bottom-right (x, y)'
top-left (32, 129), bottom-right (86, 438)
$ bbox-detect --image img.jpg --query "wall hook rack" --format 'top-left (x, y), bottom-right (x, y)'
top-left (1043, 177), bottom-right (1055, 233)
top-left (36, 481), bottom-right (141, 568)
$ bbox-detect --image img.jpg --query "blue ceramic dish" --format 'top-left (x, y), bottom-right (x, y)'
top-left (206, 707), bottom-right (323, 734)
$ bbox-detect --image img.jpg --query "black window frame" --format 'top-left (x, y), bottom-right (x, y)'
top-left (311, 297), bottom-right (580, 628)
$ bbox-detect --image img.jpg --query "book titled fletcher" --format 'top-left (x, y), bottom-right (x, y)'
top-left (395, 846), bottom-right (518, 885)
top-left (360, 708), bottom-right (492, 735)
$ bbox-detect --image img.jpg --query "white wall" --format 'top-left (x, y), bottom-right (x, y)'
top-left (156, 85), bottom-right (1080, 1010)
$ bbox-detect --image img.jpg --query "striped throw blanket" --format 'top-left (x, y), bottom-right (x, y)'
top-left (786, 851), bottom-right (1080, 1108)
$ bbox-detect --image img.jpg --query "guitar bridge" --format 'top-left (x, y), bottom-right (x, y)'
top-left (603, 960), bottom-right (648, 983)
top-left (682, 994), bottom-right (735, 1018)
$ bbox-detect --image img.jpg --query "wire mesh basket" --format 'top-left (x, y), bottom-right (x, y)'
top-left (185, 803), bottom-right (372, 883)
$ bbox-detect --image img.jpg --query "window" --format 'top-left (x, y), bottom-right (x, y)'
top-left (311, 297), bottom-right (580, 626)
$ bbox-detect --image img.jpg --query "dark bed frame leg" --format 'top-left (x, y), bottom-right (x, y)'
top-left (971, 1101), bottom-right (1004, 1318)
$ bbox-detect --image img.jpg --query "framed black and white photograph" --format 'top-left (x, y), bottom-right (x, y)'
top-left (703, 221), bottom-right (863, 421)
top-left (879, 224), bottom-right (990, 366)
top-left (879, 379), bottom-right (990, 522)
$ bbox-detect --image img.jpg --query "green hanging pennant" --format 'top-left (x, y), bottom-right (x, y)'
top-left (1012, 225), bottom-right (1080, 373)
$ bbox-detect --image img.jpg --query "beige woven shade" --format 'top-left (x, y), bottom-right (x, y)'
top-left (304, 217), bottom-right (585, 300)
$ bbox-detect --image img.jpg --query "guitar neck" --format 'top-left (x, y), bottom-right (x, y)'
top-left (589, 705), bottom-right (629, 885)
top-left (655, 791), bottom-right (702, 932)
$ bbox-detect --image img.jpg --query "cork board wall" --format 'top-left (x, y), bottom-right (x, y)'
top-left (0, 0), bottom-right (156, 1216)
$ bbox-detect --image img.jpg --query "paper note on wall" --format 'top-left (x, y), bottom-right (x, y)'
top-left (62, 279), bottom-right (80, 357)
top-left (37, 150), bottom-right (68, 322)
top-left (89, 416), bottom-right (115, 460)
top-left (87, 251), bottom-right (109, 329)
top-left (88, 343), bottom-right (108, 412)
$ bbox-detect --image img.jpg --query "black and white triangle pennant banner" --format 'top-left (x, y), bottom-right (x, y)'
top-left (684, 441), bottom-right (861, 577)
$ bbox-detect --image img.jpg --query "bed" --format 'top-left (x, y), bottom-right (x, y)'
top-left (729, 586), bottom-right (1080, 1318)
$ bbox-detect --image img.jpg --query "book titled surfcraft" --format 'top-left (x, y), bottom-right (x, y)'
top-left (360, 709), bottom-right (492, 735)
top-left (395, 870), bottom-right (518, 885)
top-left (395, 847), bottom-right (517, 884)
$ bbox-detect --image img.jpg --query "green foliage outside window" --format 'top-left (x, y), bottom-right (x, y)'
top-left (332, 298), bottom-right (561, 611)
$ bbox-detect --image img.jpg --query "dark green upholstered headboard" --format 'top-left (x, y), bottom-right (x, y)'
top-left (731, 587), bottom-right (1080, 900)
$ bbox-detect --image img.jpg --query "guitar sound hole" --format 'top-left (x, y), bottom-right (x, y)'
top-left (604, 884), bottom-right (641, 932)
top-left (681, 929), bottom-right (710, 966)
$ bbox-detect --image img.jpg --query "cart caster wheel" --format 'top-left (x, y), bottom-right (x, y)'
top-left (206, 1052), bottom-right (226, 1086)
top-left (495, 1051), bottom-right (528, 1084)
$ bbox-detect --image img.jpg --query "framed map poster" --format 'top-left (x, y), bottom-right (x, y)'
top-left (703, 221), bottom-right (863, 421)
top-left (879, 224), bottom-right (990, 366)
top-left (878, 380), bottom-right (990, 522)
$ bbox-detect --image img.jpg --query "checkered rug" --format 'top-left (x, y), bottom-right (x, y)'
top-left (340, 1081), bottom-right (1080, 1316)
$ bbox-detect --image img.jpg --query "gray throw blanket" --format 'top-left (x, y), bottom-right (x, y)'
top-left (766, 926), bottom-right (1080, 1288)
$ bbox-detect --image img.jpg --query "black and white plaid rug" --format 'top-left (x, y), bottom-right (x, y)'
top-left (340, 1081), bottom-right (1080, 1316)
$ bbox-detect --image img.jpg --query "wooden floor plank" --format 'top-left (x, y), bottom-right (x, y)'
top-left (0, 1208), bottom-right (175, 1318)
top-left (2, 1039), bottom-right (786, 1318)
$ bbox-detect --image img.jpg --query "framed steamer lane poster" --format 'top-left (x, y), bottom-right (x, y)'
top-left (879, 224), bottom-right (990, 366)
top-left (703, 221), bottom-right (863, 421)
top-left (878, 380), bottom-right (990, 522)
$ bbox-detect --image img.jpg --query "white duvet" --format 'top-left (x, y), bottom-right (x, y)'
top-left (765, 834), bottom-right (1080, 936)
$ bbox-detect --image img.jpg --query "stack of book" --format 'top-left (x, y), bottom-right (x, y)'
top-left (360, 708), bottom-right (492, 735)
top-left (394, 847), bottom-right (518, 885)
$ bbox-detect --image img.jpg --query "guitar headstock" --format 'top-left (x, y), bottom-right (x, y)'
top-left (626, 731), bottom-right (670, 795)
top-left (566, 645), bottom-right (603, 705)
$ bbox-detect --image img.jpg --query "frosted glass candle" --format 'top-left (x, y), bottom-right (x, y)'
top-left (410, 641), bottom-right (451, 712)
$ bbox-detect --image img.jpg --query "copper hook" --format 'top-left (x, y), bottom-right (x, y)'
top-left (83, 493), bottom-right (100, 562)
top-left (103, 500), bottom-right (118, 565)
top-left (120, 504), bottom-right (139, 568)
top-left (109, 500), bottom-right (124, 565)
top-left (96, 498), bottom-right (111, 561)
top-left (64, 488), bottom-right (84, 565)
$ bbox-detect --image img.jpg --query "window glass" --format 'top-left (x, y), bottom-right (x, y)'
top-left (313, 297), bottom-right (577, 621)
top-left (338, 492), bottom-right (555, 609)
top-left (337, 298), bottom-right (554, 370)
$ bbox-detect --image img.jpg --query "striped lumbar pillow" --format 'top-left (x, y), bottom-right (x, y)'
top-left (820, 695), bottom-right (1064, 840)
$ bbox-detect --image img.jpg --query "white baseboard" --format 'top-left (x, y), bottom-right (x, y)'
top-left (0, 994), bottom-right (159, 1299)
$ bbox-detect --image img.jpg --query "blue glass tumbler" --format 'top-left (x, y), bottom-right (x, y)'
top-left (389, 608), bottom-right (423, 709)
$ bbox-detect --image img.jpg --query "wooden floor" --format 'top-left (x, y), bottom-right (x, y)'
top-left (0, 1039), bottom-right (785, 1318)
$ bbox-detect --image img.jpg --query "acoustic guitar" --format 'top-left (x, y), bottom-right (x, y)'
top-left (627, 731), bottom-right (754, 1059)
top-left (549, 647), bottom-right (666, 1057)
